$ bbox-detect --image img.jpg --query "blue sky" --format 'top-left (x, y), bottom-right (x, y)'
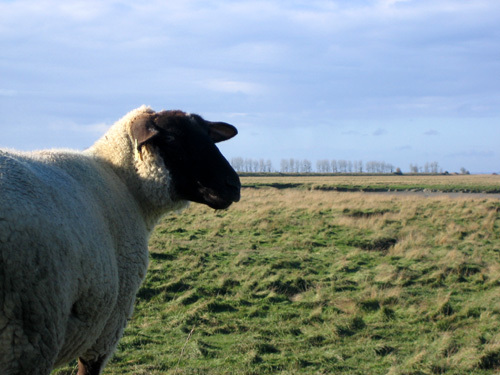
top-left (1, 0), bottom-right (499, 173)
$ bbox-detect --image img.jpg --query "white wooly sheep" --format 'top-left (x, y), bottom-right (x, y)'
top-left (0, 106), bottom-right (240, 375)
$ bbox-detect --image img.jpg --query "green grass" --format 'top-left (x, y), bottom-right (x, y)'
top-left (241, 174), bottom-right (500, 193)
top-left (54, 186), bottom-right (500, 374)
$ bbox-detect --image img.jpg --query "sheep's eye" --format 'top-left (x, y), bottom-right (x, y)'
top-left (160, 133), bottom-right (175, 143)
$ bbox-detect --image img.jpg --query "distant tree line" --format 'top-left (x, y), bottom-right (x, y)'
top-left (280, 159), bottom-right (313, 173)
top-left (231, 157), bottom-right (454, 174)
top-left (230, 157), bottom-right (273, 173)
top-left (316, 159), bottom-right (396, 173)
top-left (409, 162), bottom-right (442, 174)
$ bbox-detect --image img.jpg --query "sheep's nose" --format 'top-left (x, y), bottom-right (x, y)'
top-left (226, 175), bottom-right (241, 202)
top-left (227, 175), bottom-right (240, 189)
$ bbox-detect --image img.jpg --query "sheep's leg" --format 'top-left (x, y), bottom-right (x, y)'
top-left (77, 357), bottom-right (105, 375)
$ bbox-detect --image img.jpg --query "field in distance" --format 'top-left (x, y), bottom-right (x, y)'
top-left (241, 173), bottom-right (500, 193)
top-left (54, 177), bottom-right (500, 375)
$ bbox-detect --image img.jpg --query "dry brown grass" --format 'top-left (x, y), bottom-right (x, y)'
top-left (54, 183), bottom-right (500, 375)
top-left (242, 173), bottom-right (500, 189)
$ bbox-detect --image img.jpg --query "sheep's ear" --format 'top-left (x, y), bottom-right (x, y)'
top-left (130, 114), bottom-right (160, 148)
top-left (208, 122), bottom-right (238, 143)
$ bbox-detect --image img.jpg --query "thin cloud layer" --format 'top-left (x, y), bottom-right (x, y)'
top-left (1, 0), bottom-right (499, 172)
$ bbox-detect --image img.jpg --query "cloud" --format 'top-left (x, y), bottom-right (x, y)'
top-left (1, 0), bottom-right (500, 172)
top-left (396, 145), bottom-right (412, 150)
top-left (373, 128), bottom-right (388, 136)
top-left (341, 130), bottom-right (360, 136)
top-left (48, 121), bottom-right (110, 135)
top-left (379, 0), bottom-right (412, 7)
top-left (200, 79), bottom-right (264, 95)
top-left (0, 89), bottom-right (17, 97)
top-left (448, 150), bottom-right (495, 158)
top-left (424, 129), bottom-right (440, 136)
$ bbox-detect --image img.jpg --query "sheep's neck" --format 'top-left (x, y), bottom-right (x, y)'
top-left (86, 124), bottom-right (187, 232)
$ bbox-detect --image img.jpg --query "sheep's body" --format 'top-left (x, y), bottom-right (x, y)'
top-left (0, 106), bottom-right (239, 374)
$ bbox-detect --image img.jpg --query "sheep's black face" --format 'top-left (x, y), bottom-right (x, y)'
top-left (142, 111), bottom-right (241, 209)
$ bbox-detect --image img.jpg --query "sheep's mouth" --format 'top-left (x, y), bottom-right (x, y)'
top-left (197, 183), bottom-right (240, 210)
top-left (203, 189), bottom-right (240, 210)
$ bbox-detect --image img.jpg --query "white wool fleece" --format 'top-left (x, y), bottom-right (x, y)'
top-left (0, 106), bottom-right (188, 373)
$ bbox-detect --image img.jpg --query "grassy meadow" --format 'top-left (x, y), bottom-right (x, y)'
top-left (241, 173), bottom-right (500, 193)
top-left (54, 175), bottom-right (500, 374)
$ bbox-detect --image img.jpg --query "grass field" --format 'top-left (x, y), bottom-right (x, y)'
top-left (241, 173), bottom-right (500, 193)
top-left (54, 176), bottom-right (500, 374)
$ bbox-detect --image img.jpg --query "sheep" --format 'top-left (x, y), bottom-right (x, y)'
top-left (0, 106), bottom-right (241, 375)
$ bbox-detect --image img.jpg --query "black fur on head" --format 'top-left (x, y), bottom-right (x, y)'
top-left (131, 110), bottom-right (240, 209)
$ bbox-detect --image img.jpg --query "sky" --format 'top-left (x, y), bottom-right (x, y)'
top-left (1, 0), bottom-right (499, 173)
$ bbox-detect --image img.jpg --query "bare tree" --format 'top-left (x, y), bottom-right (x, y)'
top-left (231, 157), bottom-right (244, 172)
top-left (265, 159), bottom-right (273, 172)
top-left (280, 159), bottom-right (289, 173)
top-left (331, 160), bottom-right (338, 173)
top-left (302, 159), bottom-right (312, 173)
top-left (338, 160), bottom-right (347, 173)
top-left (430, 162), bottom-right (439, 174)
top-left (316, 159), bottom-right (330, 173)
